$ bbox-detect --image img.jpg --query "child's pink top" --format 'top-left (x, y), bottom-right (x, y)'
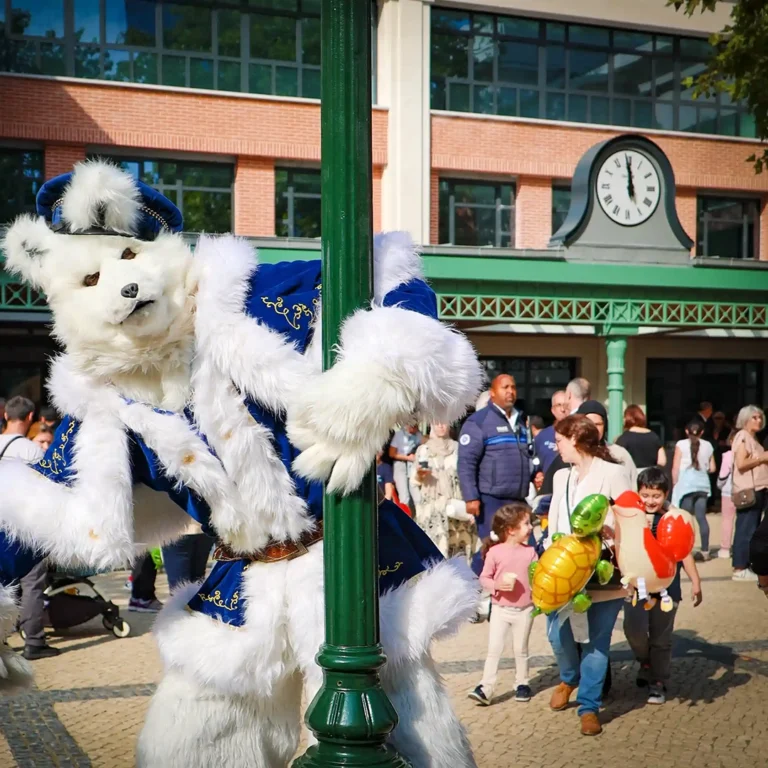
top-left (479, 543), bottom-right (537, 608)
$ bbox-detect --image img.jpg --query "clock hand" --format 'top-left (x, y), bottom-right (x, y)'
top-left (625, 155), bottom-right (635, 201)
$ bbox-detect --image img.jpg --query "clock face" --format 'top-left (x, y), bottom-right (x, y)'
top-left (595, 149), bottom-right (661, 226)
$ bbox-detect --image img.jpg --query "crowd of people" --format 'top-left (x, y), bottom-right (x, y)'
top-left (379, 375), bottom-right (768, 737)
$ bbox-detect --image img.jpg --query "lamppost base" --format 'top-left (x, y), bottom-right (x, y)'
top-left (294, 742), bottom-right (411, 768)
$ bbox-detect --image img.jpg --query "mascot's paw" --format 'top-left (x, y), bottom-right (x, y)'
top-left (0, 645), bottom-right (33, 693)
top-left (292, 441), bottom-right (372, 496)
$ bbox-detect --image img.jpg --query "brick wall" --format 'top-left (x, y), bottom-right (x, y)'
top-left (44, 143), bottom-right (86, 177)
top-left (674, 187), bottom-right (697, 255)
top-left (515, 176), bottom-right (552, 249)
top-left (234, 156), bottom-right (275, 237)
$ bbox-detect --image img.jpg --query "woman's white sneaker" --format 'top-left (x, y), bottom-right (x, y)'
top-left (732, 568), bottom-right (758, 582)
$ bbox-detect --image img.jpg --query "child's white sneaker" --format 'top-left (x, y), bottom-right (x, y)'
top-left (718, 549), bottom-right (730, 559)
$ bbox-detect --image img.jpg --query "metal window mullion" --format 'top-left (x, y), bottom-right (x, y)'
top-left (742, 210), bottom-right (749, 259)
top-left (212, 8), bottom-right (219, 90)
top-left (63, 0), bottom-right (75, 76)
top-left (449, 191), bottom-right (456, 245)
top-left (286, 172), bottom-right (296, 237)
top-left (241, 9), bottom-right (249, 92)
top-left (537, 37), bottom-right (546, 118)
top-left (495, 191), bottom-right (502, 247)
top-left (296, 13), bottom-right (303, 97)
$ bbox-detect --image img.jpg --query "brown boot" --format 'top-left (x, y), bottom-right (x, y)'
top-left (549, 682), bottom-right (577, 711)
top-left (580, 712), bottom-right (602, 736)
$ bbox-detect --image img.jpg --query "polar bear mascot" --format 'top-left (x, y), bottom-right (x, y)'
top-left (0, 160), bottom-right (484, 767)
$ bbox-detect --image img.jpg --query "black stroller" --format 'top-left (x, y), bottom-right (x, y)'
top-left (19, 568), bottom-right (131, 640)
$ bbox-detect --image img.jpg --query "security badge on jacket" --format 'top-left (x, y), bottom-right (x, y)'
top-left (23, 261), bottom-right (443, 627)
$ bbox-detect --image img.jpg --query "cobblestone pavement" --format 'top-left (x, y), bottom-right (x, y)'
top-left (1, 514), bottom-right (767, 767)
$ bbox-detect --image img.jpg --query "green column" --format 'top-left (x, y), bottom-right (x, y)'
top-left (294, 0), bottom-right (408, 766)
top-left (606, 336), bottom-right (627, 443)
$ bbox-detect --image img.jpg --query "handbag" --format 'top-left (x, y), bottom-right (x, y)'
top-left (734, 436), bottom-right (758, 511)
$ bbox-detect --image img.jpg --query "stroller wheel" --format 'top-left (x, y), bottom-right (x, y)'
top-left (105, 617), bottom-right (131, 638)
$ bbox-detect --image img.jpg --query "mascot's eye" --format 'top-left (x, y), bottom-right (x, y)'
top-left (83, 272), bottom-right (100, 287)
top-left (121, 248), bottom-right (137, 260)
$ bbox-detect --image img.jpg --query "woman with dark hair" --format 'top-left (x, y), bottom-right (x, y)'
top-left (672, 420), bottom-right (716, 561)
top-left (576, 400), bottom-right (637, 488)
top-left (615, 404), bottom-right (667, 471)
top-left (544, 415), bottom-right (632, 737)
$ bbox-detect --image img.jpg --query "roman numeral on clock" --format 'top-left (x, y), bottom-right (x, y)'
top-left (613, 204), bottom-right (620, 215)
top-left (647, 186), bottom-right (656, 192)
top-left (601, 183), bottom-right (610, 189)
top-left (604, 194), bottom-right (613, 205)
top-left (625, 210), bottom-right (630, 220)
top-left (644, 172), bottom-right (652, 179)
top-left (643, 197), bottom-right (652, 207)
top-left (614, 158), bottom-right (621, 167)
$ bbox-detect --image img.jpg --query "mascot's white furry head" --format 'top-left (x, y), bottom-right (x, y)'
top-left (2, 161), bottom-right (196, 381)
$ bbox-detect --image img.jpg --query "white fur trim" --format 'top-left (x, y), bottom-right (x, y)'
top-left (289, 306), bottom-right (483, 494)
top-left (192, 235), bottom-right (314, 543)
top-left (1, 214), bottom-right (56, 290)
top-left (379, 558), bottom-right (479, 666)
top-left (373, 231), bottom-right (424, 302)
top-left (0, 585), bottom-right (33, 693)
top-left (60, 160), bottom-right (142, 235)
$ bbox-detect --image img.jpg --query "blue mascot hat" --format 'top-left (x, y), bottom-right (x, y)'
top-left (36, 167), bottom-right (183, 241)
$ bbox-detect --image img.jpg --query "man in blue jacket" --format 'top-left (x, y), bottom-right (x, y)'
top-left (458, 373), bottom-right (532, 576)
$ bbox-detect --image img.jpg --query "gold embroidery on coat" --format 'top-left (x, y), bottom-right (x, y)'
top-left (261, 294), bottom-right (318, 331)
top-left (37, 420), bottom-right (76, 475)
top-left (378, 562), bottom-right (403, 577)
top-left (199, 589), bottom-right (240, 611)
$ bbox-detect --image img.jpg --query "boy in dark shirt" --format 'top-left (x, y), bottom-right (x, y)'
top-left (623, 467), bottom-right (703, 705)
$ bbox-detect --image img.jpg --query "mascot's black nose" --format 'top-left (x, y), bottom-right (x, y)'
top-left (121, 283), bottom-right (139, 299)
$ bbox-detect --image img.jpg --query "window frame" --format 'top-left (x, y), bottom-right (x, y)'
top-left (275, 165), bottom-right (322, 239)
top-left (696, 194), bottom-right (761, 260)
top-left (438, 177), bottom-right (516, 248)
top-left (0, 145), bottom-right (44, 225)
top-left (429, 7), bottom-right (754, 137)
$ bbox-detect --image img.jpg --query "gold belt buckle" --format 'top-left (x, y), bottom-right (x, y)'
top-left (286, 540), bottom-right (308, 561)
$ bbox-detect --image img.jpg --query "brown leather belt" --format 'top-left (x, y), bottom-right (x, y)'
top-left (213, 521), bottom-right (324, 565)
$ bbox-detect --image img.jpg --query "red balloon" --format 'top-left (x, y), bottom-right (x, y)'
top-left (656, 509), bottom-right (695, 562)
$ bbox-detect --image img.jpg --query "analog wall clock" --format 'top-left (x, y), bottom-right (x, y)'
top-left (595, 149), bottom-right (661, 226)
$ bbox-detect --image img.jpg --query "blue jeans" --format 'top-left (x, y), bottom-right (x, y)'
top-left (162, 534), bottom-right (215, 593)
top-left (733, 489), bottom-right (767, 570)
top-left (680, 492), bottom-right (710, 553)
top-left (546, 598), bottom-right (623, 716)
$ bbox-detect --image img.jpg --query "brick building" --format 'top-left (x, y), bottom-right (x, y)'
top-left (1, 0), bottom-right (768, 439)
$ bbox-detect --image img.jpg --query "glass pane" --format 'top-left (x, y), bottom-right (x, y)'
top-left (159, 162), bottom-right (178, 185)
top-left (552, 185), bottom-right (571, 233)
top-left (654, 56), bottom-right (677, 100)
top-left (655, 35), bottom-right (673, 53)
top-left (498, 86), bottom-right (517, 116)
top-left (134, 51), bottom-right (157, 84)
top-left (40, 42), bottom-right (65, 75)
top-left (190, 58), bottom-right (214, 89)
top-left (680, 37), bottom-right (714, 59)
top-left (569, 49), bottom-right (609, 91)
top-left (291, 170), bottom-right (321, 194)
top-left (568, 94), bottom-right (588, 123)
top-left (7, 40), bottom-right (38, 73)
top-left (430, 79), bottom-right (445, 110)
top-left (104, 49), bottom-right (131, 81)
top-left (180, 163), bottom-right (233, 187)
top-left (74, 46), bottom-right (101, 78)
top-left (498, 41), bottom-right (538, 85)
top-left (454, 205), bottom-right (496, 246)
top-left (139, 161), bottom-right (159, 185)
top-left (520, 88), bottom-right (539, 117)
top-left (249, 62), bottom-right (272, 93)
top-left (302, 67), bottom-right (320, 98)
top-left (74, 0), bottom-right (100, 44)
top-left (612, 98), bottom-right (631, 126)
top-left (250, 0), bottom-right (297, 10)
top-left (454, 182), bottom-right (495, 204)
top-left (431, 33), bottom-right (468, 79)
top-left (697, 107), bottom-right (718, 134)
top-left (546, 44), bottom-right (565, 88)
top-left (473, 14), bottom-right (494, 34)
top-left (251, 14), bottom-right (296, 61)
top-left (613, 54), bottom-right (652, 96)
top-left (546, 92), bottom-right (565, 121)
top-left (614, 31), bottom-right (653, 52)
top-left (472, 35), bottom-right (494, 81)
top-left (679, 104), bottom-right (697, 132)
top-left (293, 195), bottom-right (322, 238)
top-left (275, 169), bottom-right (289, 237)
top-left (496, 17), bottom-right (539, 38)
top-left (474, 84), bottom-right (494, 113)
top-left (448, 81), bottom-right (470, 112)
top-left (500, 184), bottom-right (514, 206)
top-left (0, 149), bottom-right (44, 224)
top-left (11, 0), bottom-right (64, 37)
top-left (162, 55), bottom-right (186, 87)
top-left (301, 0), bottom-right (320, 13)
top-left (633, 101), bottom-right (652, 128)
top-left (218, 10), bottom-right (241, 58)
top-left (218, 60), bottom-right (241, 91)
top-left (275, 65), bottom-right (298, 96)
top-left (106, 0), bottom-right (155, 46)
top-left (680, 61), bottom-right (713, 102)
top-left (438, 180), bottom-right (450, 244)
top-left (431, 9), bottom-right (470, 33)
top-left (182, 191), bottom-right (232, 233)
top-left (569, 25), bottom-right (609, 47)
top-left (591, 96), bottom-right (609, 124)
top-left (654, 102), bottom-right (674, 130)
top-left (546, 23), bottom-right (565, 42)
top-left (739, 111), bottom-right (756, 138)
top-left (302, 17), bottom-right (320, 66)
top-left (164, 4), bottom-right (211, 52)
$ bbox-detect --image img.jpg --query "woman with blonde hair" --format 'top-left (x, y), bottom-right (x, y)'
top-left (730, 405), bottom-right (768, 581)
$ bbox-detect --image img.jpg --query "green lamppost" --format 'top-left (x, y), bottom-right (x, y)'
top-left (294, 0), bottom-right (409, 766)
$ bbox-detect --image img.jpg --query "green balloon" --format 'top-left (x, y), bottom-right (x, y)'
top-left (570, 494), bottom-right (611, 537)
top-left (572, 591), bottom-right (592, 613)
top-left (595, 559), bottom-right (615, 586)
top-left (528, 560), bottom-right (538, 586)
top-left (551, 532), bottom-right (564, 543)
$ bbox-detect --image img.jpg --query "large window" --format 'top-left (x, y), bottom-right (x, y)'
top-left (430, 8), bottom-right (755, 137)
top-left (551, 183), bottom-right (571, 234)
top-left (95, 156), bottom-right (233, 233)
top-left (439, 179), bottom-right (515, 247)
top-left (480, 357), bottom-right (577, 421)
top-left (0, 147), bottom-right (44, 225)
top-left (696, 196), bottom-right (759, 260)
top-left (275, 167), bottom-right (321, 238)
